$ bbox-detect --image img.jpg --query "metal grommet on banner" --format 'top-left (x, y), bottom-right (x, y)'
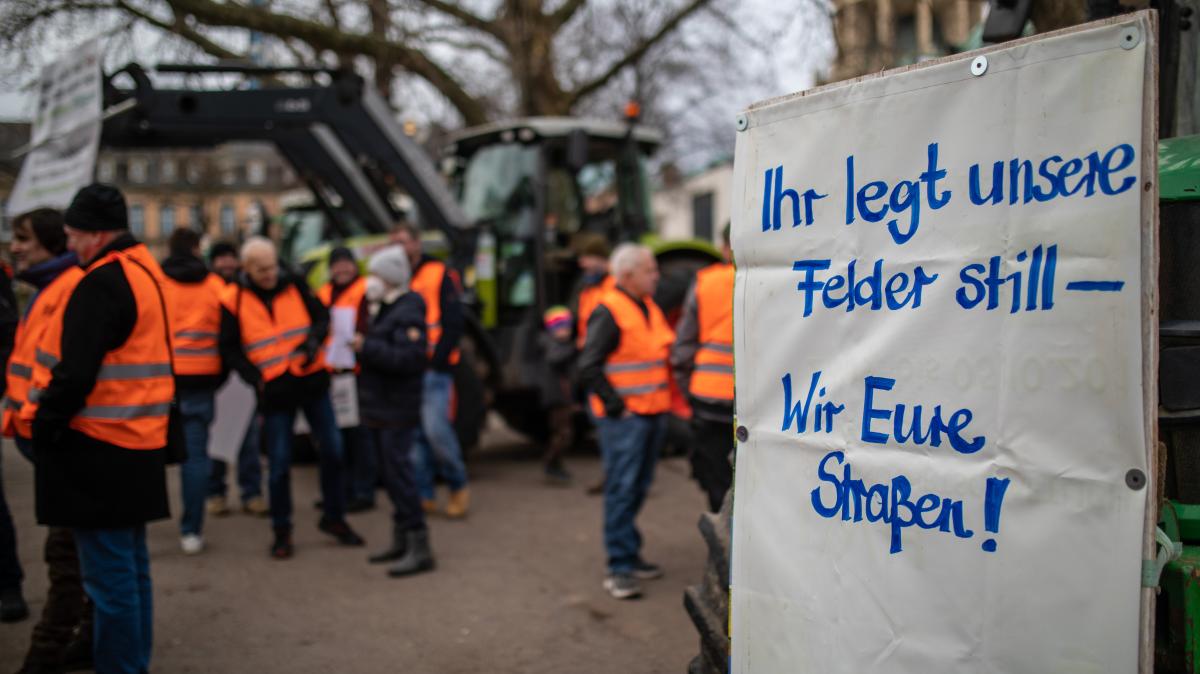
top-left (1125, 468), bottom-right (1147, 490)
top-left (971, 56), bottom-right (988, 77)
top-left (736, 426), bottom-right (749, 442)
top-left (735, 114), bottom-right (749, 132)
top-left (1119, 25), bottom-right (1141, 50)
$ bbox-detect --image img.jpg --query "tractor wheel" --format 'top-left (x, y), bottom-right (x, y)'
top-left (452, 345), bottom-right (488, 455)
top-left (685, 485), bottom-right (732, 674)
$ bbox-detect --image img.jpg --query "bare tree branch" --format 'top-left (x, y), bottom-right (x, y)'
top-left (410, 0), bottom-right (502, 39)
top-left (114, 0), bottom-right (241, 60)
top-left (568, 0), bottom-right (714, 105)
top-left (549, 0), bottom-right (587, 28)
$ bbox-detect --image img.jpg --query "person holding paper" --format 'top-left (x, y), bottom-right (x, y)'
top-left (317, 246), bottom-right (377, 512)
top-left (160, 228), bottom-right (227, 556)
top-left (578, 243), bottom-right (674, 600)
top-left (354, 246), bottom-right (436, 577)
top-left (218, 237), bottom-right (364, 559)
top-left (670, 225), bottom-right (735, 513)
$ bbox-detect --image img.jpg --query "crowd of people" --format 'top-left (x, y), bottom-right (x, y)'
top-left (0, 181), bottom-right (736, 672)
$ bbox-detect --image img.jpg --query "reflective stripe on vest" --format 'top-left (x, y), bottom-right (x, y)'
top-left (220, 283), bottom-right (325, 383)
top-left (411, 259), bottom-right (460, 365)
top-left (30, 245), bottom-right (174, 450)
top-left (164, 273), bottom-right (225, 376)
top-left (588, 288), bottom-right (675, 418)
top-left (689, 263), bottom-right (735, 403)
top-left (6, 265), bottom-right (84, 440)
top-left (576, 274), bottom-right (616, 349)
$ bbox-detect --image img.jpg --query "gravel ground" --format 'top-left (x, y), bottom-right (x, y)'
top-left (0, 422), bottom-right (707, 673)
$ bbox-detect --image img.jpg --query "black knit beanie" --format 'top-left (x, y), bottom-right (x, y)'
top-left (208, 241), bottom-right (238, 263)
top-left (63, 183), bottom-right (128, 232)
top-left (329, 246), bottom-right (356, 266)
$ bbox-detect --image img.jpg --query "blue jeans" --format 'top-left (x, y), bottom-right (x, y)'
top-left (343, 425), bottom-right (378, 503)
top-left (411, 370), bottom-right (468, 500)
top-left (208, 414), bottom-right (263, 503)
top-left (262, 393), bottom-right (346, 530)
top-left (179, 389), bottom-right (215, 537)
top-left (597, 413), bottom-right (666, 575)
top-left (74, 525), bottom-right (152, 674)
top-left (0, 444), bottom-right (22, 593)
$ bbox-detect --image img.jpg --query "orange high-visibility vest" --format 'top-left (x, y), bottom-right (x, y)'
top-left (220, 282), bottom-right (326, 383)
top-left (576, 274), bottom-right (616, 348)
top-left (689, 262), bottom-right (734, 404)
top-left (27, 244), bottom-right (175, 450)
top-left (411, 260), bottom-right (460, 365)
top-left (588, 288), bottom-right (675, 418)
top-left (163, 272), bottom-right (226, 377)
top-left (3, 266), bottom-right (84, 439)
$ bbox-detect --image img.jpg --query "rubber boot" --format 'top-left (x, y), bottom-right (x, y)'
top-left (368, 524), bottom-right (407, 564)
top-left (387, 528), bottom-right (435, 577)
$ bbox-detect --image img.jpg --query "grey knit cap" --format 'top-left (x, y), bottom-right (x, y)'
top-left (367, 245), bottom-right (411, 288)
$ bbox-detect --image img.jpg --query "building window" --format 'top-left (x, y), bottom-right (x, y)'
top-left (220, 203), bottom-right (235, 234)
top-left (129, 204), bottom-right (145, 238)
top-left (221, 164), bottom-right (237, 186)
top-left (96, 159), bottom-right (115, 182)
top-left (128, 159), bottom-right (147, 184)
top-left (247, 160), bottom-right (266, 186)
top-left (160, 204), bottom-right (175, 238)
top-left (187, 161), bottom-right (203, 184)
top-left (160, 159), bottom-right (177, 184)
top-left (692, 191), bottom-right (715, 243)
top-left (189, 203), bottom-right (205, 231)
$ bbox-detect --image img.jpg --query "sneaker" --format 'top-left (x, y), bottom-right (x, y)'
top-left (271, 529), bottom-right (294, 559)
top-left (602, 574), bottom-right (642, 600)
top-left (206, 495), bottom-right (230, 517)
top-left (0, 588), bottom-right (29, 622)
top-left (318, 517), bottom-right (365, 546)
top-left (242, 496), bottom-right (268, 517)
top-left (631, 560), bottom-right (663, 580)
top-left (346, 497), bottom-right (376, 514)
top-left (421, 499), bottom-right (438, 515)
top-left (445, 487), bottom-right (470, 519)
top-left (180, 534), bottom-right (205, 556)
top-left (544, 464), bottom-right (572, 486)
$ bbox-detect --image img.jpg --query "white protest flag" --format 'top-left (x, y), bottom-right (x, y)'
top-left (6, 39), bottom-right (103, 217)
top-left (730, 13), bottom-right (1156, 673)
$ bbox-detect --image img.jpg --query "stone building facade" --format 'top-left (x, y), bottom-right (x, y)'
top-left (830, 0), bottom-right (988, 82)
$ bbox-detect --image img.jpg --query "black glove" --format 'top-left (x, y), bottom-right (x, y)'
top-left (295, 338), bottom-right (321, 368)
top-left (32, 416), bottom-right (66, 455)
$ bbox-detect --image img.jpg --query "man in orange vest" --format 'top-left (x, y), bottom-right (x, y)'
top-left (204, 241), bottom-right (266, 518)
top-left (572, 234), bottom-right (614, 350)
top-left (391, 223), bottom-right (470, 518)
top-left (4, 208), bottom-right (94, 672)
top-left (219, 237), bottom-right (364, 559)
top-left (670, 225), bottom-right (735, 513)
top-left (160, 228), bottom-right (227, 555)
top-left (578, 243), bottom-right (675, 600)
top-left (31, 184), bottom-right (172, 673)
top-left (317, 246), bottom-right (376, 512)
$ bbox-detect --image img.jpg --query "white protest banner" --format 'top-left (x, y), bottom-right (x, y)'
top-left (6, 39), bottom-right (103, 216)
top-left (295, 373), bottom-right (360, 433)
top-left (730, 13), bottom-right (1157, 673)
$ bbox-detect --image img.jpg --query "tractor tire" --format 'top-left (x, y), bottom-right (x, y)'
top-left (685, 486), bottom-right (732, 674)
top-left (452, 347), bottom-right (487, 455)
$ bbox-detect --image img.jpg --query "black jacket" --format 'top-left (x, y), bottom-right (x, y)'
top-left (161, 253), bottom-right (225, 391)
top-left (219, 270), bottom-right (331, 412)
top-left (33, 233), bottom-right (170, 528)
top-left (538, 331), bottom-right (577, 409)
top-left (415, 256), bottom-right (463, 372)
top-left (357, 292), bottom-right (427, 428)
top-left (577, 285), bottom-right (647, 418)
top-left (0, 264), bottom-right (18, 399)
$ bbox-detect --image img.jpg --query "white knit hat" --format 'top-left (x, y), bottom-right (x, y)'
top-left (367, 245), bottom-right (411, 289)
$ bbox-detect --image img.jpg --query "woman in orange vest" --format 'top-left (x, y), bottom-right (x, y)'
top-left (160, 228), bottom-right (228, 556)
top-left (32, 184), bottom-right (173, 673)
top-left (317, 246), bottom-right (377, 512)
top-left (577, 243), bottom-right (675, 601)
top-left (670, 226), bottom-right (735, 513)
top-left (1, 208), bottom-right (85, 655)
top-left (219, 237), bottom-right (364, 559)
